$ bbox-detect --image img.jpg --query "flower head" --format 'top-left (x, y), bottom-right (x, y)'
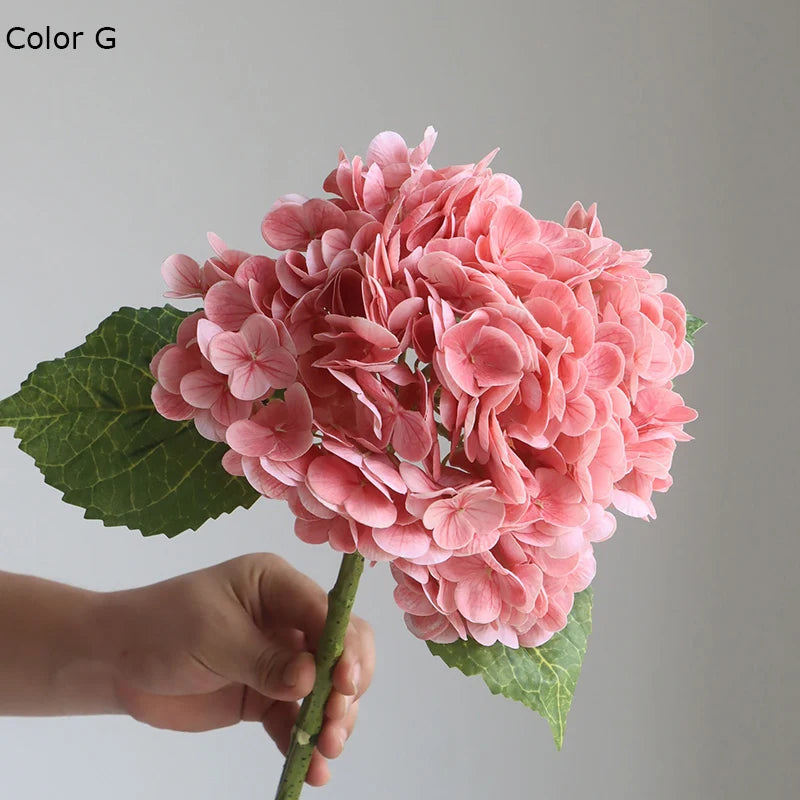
top-left (151, 128), bottom-right (697, 648)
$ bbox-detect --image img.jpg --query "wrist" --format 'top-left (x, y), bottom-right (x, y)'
top-left (0, 571), bottom-right (124, 716)
top-left (50, 587), bottom-right (126, 716)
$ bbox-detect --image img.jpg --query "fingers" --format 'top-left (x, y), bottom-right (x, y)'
top-left (260, 616), bottom-right (371, 780)
top-left (226, 555), bottom-right (374, 673)
top-left (317, 699), bottom-right (358, 760)
top-left (209, 613), bottom-right (317, 701)
top-left (262, 701), bottom-right (331, 787)
top-left (230, 554), bottom-right (330, 642)
top-left (323, 614), bottom-right (373, 748)
top-left (252, 644), bottom-right (317, 701)
top-left (331, 615), bottom-right (375, 700)
top-left (324, 686), bottom-right (351, 722)
top-left (117, 682), bottom-right (247, 732)
top-left (221, 555), bottom-right (375, 703)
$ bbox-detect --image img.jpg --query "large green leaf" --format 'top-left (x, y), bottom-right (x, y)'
top-left (0, 306), bottom-right (258, 537)
top-left (686, 312), bottom-right (706, 345)
top-left (428, 587), bottom-right (593, 749)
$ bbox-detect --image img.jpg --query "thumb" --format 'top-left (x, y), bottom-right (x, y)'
top-left (208, 616), bottom-right (317, 701)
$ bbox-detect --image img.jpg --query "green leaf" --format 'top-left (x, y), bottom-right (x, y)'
top-left (686, 312), bottom-right (706, 345)
top-left (427, 587), bottom-right (593, 750)
top-left (0, 306), bottom-right (258, 537)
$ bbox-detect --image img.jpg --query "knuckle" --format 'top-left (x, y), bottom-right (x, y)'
top-left (253, 646), bottom-right (284, 687)
top-left (232, 552), bottom-right (282, 575)
top-left (224, 553), bottom-right (283, 602)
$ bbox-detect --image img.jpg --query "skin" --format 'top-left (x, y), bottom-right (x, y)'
top-left (0, 553), bottom-right (375, 787)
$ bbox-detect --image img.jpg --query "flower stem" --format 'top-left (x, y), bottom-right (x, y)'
top-left (273, 551), bottom-right (365, 800)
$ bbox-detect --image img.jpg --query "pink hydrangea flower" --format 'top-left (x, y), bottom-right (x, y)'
top-left (207, 314), bottom-right (297, 401)
top-left (150, 127), bottom-right (697, 648)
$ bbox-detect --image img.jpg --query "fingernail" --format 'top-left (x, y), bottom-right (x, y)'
top-left (337, 728), bottom-right (347, 751)
top-left (351, 663), bottom-right (361, 694)
top-left (283, 656), bottom-right (300, 687)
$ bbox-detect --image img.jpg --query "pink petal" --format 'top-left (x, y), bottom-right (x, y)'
top-left (239, 313), bottom-right (280, 353)
top-left (208, 331), bottom-right (250, 374)
top-left (363, 163), bottom-right (389, 215)
top-left (180, 369), bottom-right (224, 409)
top-left (465, 620), bottom-right (503, 647)
top-left (404, 611), bottom-right (459, 643)
top-left (460, 496), bottom-right (505, 535)
top-left (302, 198), bottom-right (347, 239)
top-left (221, 449), bottom-right (245, 476)
top-left (546, 528), bottom-right (585, 559)
top-left (154, 346), bottom-right (199, 395)
top-left (392, 560), bottom-right (430, 585)
top-left (328, 315), bottom-right (399, 348)
top-left (470, 328), bottom-right (524, 386)
top-left (584, 342), bottom-right (625, 390)
top-left (193, 409), bottom-right (227, 441)
top-left (227, 419), bottom-right (275, 457)
top-left (454, 574), bottom-right (502, 624)
top-left (262, 199), bottom-right (346, 250)
top-left (399, 462), bottom-right (444, 495)
top-left (394, 584), bottom-right (437, 615)
top-left (595, 321), bottom-right (635, 361)
top-left (585, 505), bottom-right (616, 542)
top-left (362, 454), bottom-right (407, 494)
top-left (536, 550), bottom-right (581, 578)
top-left (268, 424), bottom-right (314, 462)
top-left (366, 131), bottom-right (409, 167)
top-left (406, 540), bottom-right (450, 566)
top-left (353, 525), bottom-right (394, 562)
top-left (210, 391), bottom-right (251, 426)
top-left (537, 468), bottom-right (582, 504)
top-left (261, 203), bottom-right (309, 250)
top-left (196, 318), bottom-right (223, 360)
top-left (435, 555), bottom-right (481, 582)
top-left (490, 205), bottom-right (545, 263)
top-left (285, 382), bottom-right (313, 423)
top-left (561, 393), bottom-right (596, 437)
top-left (259, 453), bottom-right (309, 487)
top-left (241, 456), bottom-right (290, 499)
top-left (207, 231), bottom-right (228, 257)
top-left (611, 486), bottom-right (655, 519)
top-left (151, 384), bottom-right (195, 421)
top-left (343, 484), bottom-right (398, 528)
top-left (409, 126), bottom-right (438, 166)
top-left (544, 502), bottom-right (590, 528)
top-left (204, 281), bottom-right (255, 330)
top-left (387, 296), bottom-right (425, 331)
top-left (295, 517), bottom-right (331, 545)
top-left (425, 501), bottom-right (474, 550)
top-left (228, 362), bottom-right (273, 401)
top-left (255, 348), bottom-right (298, 389)
top-left (235, 255), bottom-right (277, 288)
top-left (391, 410), bottom-right (433, 461)
top-left (533, 280), bottom-right (577, 314)
top-left (307, 455), bottom-right (358, 505)
top-left (149, 345), bottom-right (169, 378)
top-left (294, 483), bottom-right (337, 519)
top-left (328, 518), bottom-right (358, 553)
top-left (373, 522), bottom-right (431, 558)
top-left (161, 254), bottom-right (202, 297)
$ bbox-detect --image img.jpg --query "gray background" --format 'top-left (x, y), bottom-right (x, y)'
top-left (1, 1), bottom-right (798, 798)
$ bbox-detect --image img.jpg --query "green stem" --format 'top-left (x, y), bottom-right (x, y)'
top-left (274, 551), bottom-right (365, 800)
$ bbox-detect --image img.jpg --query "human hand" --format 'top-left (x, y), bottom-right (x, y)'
top-left (95, 553), bottom-right (375, 786)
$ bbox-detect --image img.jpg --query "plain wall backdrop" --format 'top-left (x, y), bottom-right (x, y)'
top-left (1, 1), bottom-right (798, 798)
